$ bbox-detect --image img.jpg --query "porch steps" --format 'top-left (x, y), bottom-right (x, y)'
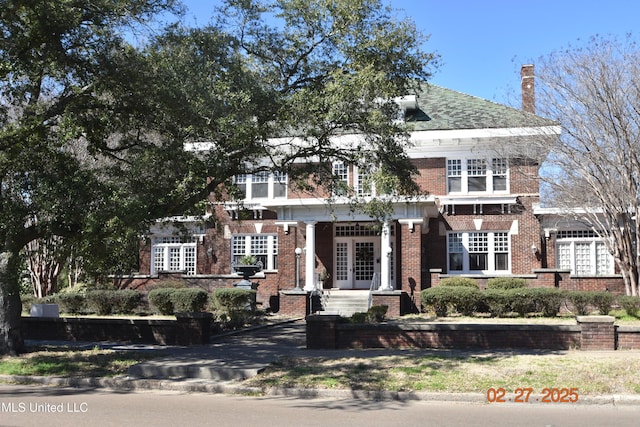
top-left (318, 290), bottom-right (370, 317)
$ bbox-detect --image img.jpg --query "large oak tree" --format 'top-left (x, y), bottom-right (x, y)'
top-left (0, 0), bottom-right (437, 354)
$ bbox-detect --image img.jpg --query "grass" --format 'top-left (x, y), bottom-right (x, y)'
top-left (0, 346), bottom-right (160, 378)
top-left (242, 351), bottom-right (640, 396)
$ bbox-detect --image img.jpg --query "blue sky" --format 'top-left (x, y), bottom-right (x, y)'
top-left (178, 0), bottom-right (639, 105)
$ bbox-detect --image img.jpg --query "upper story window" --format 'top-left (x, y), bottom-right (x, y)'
top-left (233, 172), bottom-right (288, 200)
top-left (355, 166), bottom-right (372, 197)
top-left (152, 236), bottom-right (197, 275)
top-left (447, 231), bottom-right (510, 273)
top-left (556, 230), bottom-right (613, 276)
top-left (332, 161), bottom-right (349, 196)
top-left (232, 234), bottom-right (278, 271)
top-left (447, 158), bottom-right (509, 194)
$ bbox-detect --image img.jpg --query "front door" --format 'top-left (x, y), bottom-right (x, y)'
top-left (334, 237), bottom-right (379, 289)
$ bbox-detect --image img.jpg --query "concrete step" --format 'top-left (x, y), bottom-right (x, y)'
top-left (320, 290), bottom-right (370, 316)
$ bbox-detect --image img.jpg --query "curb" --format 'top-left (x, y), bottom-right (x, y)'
top-left (2, 374), bottom-right (640, 406)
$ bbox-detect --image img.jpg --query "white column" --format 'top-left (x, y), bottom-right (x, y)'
top-left (379, 221), bottom-right (393, 290)
top-left (304, 221), bottom-right (317, 291)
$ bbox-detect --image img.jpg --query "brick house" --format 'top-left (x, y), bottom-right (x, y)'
top-left (117, 65), bottom-right (626, 315)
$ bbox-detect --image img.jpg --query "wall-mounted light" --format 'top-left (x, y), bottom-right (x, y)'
top-left (531, 244), bottom-right (538, 255)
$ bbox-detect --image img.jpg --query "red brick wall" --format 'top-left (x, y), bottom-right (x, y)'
top-left (398, 222), bottom-right (421, 294)
top-left (306, 316), bottom-right (640, 351)
top-left (413, 157), bottom-right (446, 194)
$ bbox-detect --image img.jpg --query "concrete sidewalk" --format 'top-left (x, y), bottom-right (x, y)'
top-left (4, 319), bottom-right (640, 405)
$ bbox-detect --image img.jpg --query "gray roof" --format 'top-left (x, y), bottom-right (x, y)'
top-left (406, 83), bottom-right (557, 131)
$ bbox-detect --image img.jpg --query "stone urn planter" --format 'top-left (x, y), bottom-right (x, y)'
top-left (232, 258), bottom-right (263, 290)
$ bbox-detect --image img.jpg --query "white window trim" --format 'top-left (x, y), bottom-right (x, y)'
top-left (233, 172), bottom-right (288, 200)
top-left (447, 157), bottom-right (509, 194)
top-left (151, 237), bottom-right (197, 275)
top-left (447, 231), bottom-right (511, 274)
top-left (556, 238), bottom-right (614, 276)
top-left (231, 234), bottom-right (278, 271)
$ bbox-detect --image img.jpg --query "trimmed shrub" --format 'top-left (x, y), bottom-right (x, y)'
top-left (85, 291), bottom-right (113, 315)
top-left (449, 287), bottom-right (483, 316)
top-left (421, 287), bottom-right (454, 317)
top-left (366, 305), bottom-right (388, 322)
top-left (171, 288), bottom-right (208, 313)
top-left (483, 289), bottom-right (510, 317)
top-left (85, 290), bottom-right (142, 315)
top-left (56, 292), bottom-right (86, 315)
top-left (566, 291), bottom-right (614, 315)
top-left (148, 288), bottom-right (176, 315)
top-left (505, 288), bottom-right (536, 317)
top-left (591, 291), bottom-right (615, 315)
top-left (529, 288), bottom-right (565, 317)
top-left (486, 277), bottom-right (527, 290)
top-left (618, 295), bottom-right (640, 318)
top-left (438, 277), bottom-right (479, 289)
top-left (567, 291), bottom-right (593, 315)
top-left (146, 279), bottom-right (187, 291)
top-left (211, 288), bottom-right (257, 313)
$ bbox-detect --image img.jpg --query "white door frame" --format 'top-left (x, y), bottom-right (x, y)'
top-left (334, 237), bottom-right (380, 289)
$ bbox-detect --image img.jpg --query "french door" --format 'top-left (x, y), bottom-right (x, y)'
top-left (334, 237), bottom-right (380, 289)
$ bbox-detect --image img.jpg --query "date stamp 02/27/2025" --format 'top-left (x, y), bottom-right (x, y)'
top-left (486, 387), bottom-right (579, 403)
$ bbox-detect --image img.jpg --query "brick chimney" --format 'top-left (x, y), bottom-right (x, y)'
top-left (521, 64), bottom-right (535, 113)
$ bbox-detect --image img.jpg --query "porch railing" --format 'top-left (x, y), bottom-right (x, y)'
top-left (368, 272), bottom-right (380, 309)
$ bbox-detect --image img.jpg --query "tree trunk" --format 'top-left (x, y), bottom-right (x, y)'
top-left (0, 250), bottom-right (25, 355)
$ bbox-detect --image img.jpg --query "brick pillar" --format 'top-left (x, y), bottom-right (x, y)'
top-left (306, 314), bottom-right (339, 349)
top-left (175, 312), bottom-right (213, 345)
top-left (279, 290), bottom-right (309, 317)
top-left (577, 315), bottom-right (615, 350)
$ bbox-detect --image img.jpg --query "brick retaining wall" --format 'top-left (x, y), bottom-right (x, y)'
top-left (306, 315), bottom-right (640, 351)
top-left (22, 313), bottom-right (213, 345)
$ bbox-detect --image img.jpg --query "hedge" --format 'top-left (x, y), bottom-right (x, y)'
top-left (421, 287), bottom-right (483, 316)
top-left (566, 291), bottom-right (614, 315)
top-left (85, 290), bottom-right (142, 315)
top-left (486, 277), bottom-right (527, 290)
top-left (148, 288), bottom-right (208, 315)
top-left (211, 288), bottom-right (257, 313)
top-left (148, 288), bottom-right (175, 315)
top-left (618, 295), bottom-right (640, 317)
top-left (438, 277), bottom-right (479, 289)
top-left (171, 288), bottom-right (208, 313)
top-left (56, 292), bottom-right (86, 314)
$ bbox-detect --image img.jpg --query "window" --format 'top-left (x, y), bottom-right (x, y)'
top-left (233, 172), bottom-right (287, 200)
top-left (467, 159), bottom-right (487, 192)
top-left (251, 172), bottom-right (269, 198)
top-left (447, 159), bottom-right (462, 192)
top-left (556, 231), bottom-right (613, 276)
top-left (447, 231), bottom-right (510, 273)
top-left (152, 236), bottom-right (197, 275)
top-left (332, 161), bottom-right (349, 196)
top-left (447, 158), bottom-right (509, 193)
top-left (232, 234), bottom-right (278, 271)
top-left (355, 166), bottom-right (372, 196)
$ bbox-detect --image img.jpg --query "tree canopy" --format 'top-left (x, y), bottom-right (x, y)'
top-left (0, 0), bottom-right (438, 354)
